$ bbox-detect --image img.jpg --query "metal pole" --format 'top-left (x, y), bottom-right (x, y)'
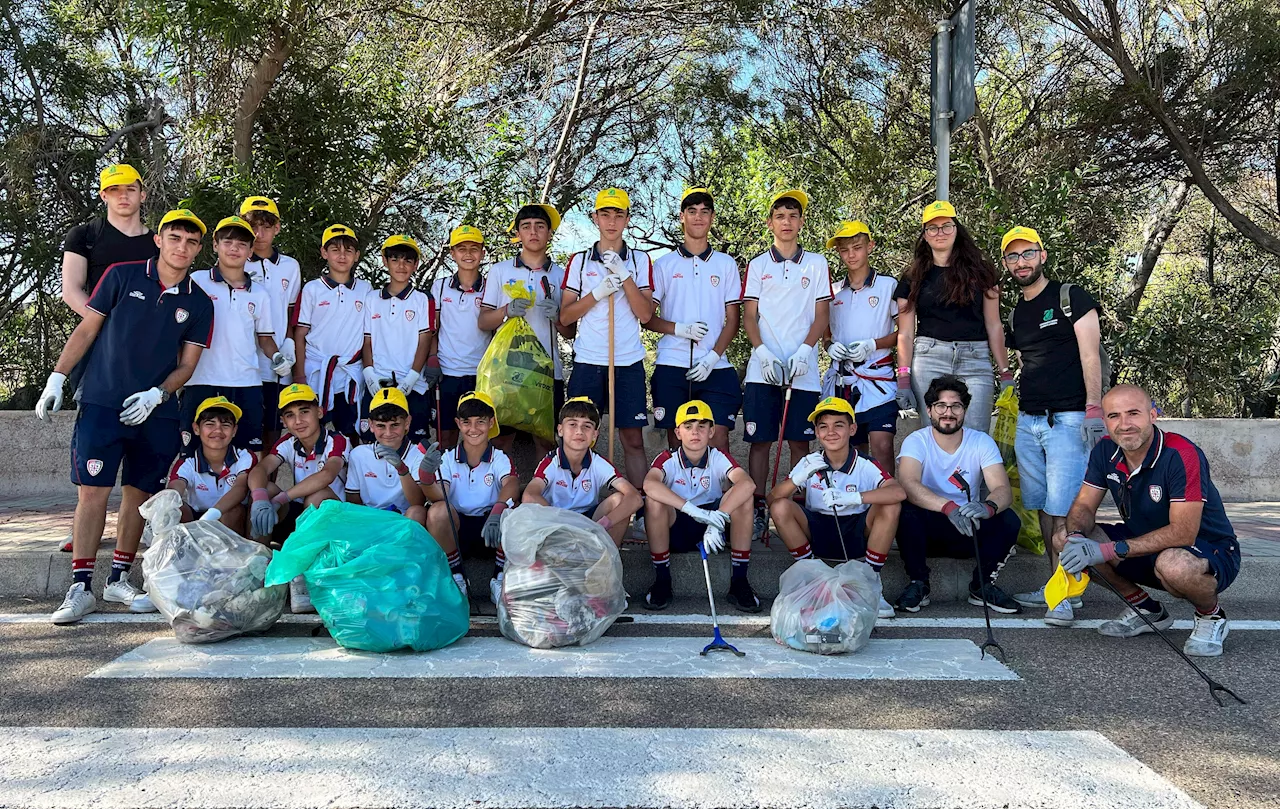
top-left (934, 18), bottom-right (953, 202)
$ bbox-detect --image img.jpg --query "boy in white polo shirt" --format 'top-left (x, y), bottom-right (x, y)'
top-left (345, 387), bottom-right (428, 519)
top-left (430, 226), bottom-right (491, 449)
top-left (184, 215), bottom-right (291, 451)
top-left (742, 189), bottom-right (832, 539)
top-left (294, 224), bottom-right (373, 440)
top-left (240, 196), bottom-right (302, 449)
top-left (361, 234), bottom-right (433, 443)
top-left (479, 204), bottom-right (569, 456)
top-left (166, 396), bottom-right (256, 535)
top-left (642, 400), bottom-right (759, 612)
top-left (824, 220), bottom-right (900, 472)
top-left (645, 188), bottom-right (742, 454)
top-left (524, 396), bottom-right (643, 547)
top-left (559, 188), bottom-right (655, 488)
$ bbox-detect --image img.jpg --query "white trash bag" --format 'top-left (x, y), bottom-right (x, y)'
top-left (770, 558), bottom-right (879, 655)
top-left (496, 504), bottom-right (627, 649)
top-left (139, 489), bottom-right (285, 644)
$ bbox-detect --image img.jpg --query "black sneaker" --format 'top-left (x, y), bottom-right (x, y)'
top-left (726, 576), bottom-right (762, 613)
top-left (968, 582), bottom-right (1023, 614)
top-left (895, 580), bottom-right (931, 612)
top-left (644, 576), bottom-right (673, 611)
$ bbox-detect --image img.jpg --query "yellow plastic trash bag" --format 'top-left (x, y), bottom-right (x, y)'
top-left (476, 280), bottom-right (555, 442)
top-left (993, 386), bottom-right (1045, 555)
top-left (1045, 565), bottom-right (1089, 610)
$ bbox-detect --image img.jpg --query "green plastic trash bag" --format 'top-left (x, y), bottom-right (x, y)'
top-left (476, 280), bottom-right (555, 442)
top-left (265, 501), bottom-right (469, 652)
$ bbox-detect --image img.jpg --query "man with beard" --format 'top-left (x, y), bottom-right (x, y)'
top-left (894, 374), bottom-right (1022, 613)
top-left (997, 226), bottom-right (1106, 625)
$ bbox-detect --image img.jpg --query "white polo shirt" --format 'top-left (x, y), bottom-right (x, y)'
top-left (829, 270), bottom-right (900, 411)
top-left (297, 274), bottom-right (373, 368)
top-left (561, 244), bottom-right (653, 367)
top-left (649, 447), bottom-right (738, 507)
top-left (364, 284), bottom-right (432, 394)
top-left (652, 246), bottom-right (741, 369)
top-left (799, 451), bottom-right (892, 517)
top-left (898, 427), bottom-right (1003, 508)
top-left (533, 448), bottom-right (618, 513)
top-left (270, 428), bottom-right (349, 502)
top-left (345, 440), bottom-right (427, 512)
top-left (481, 254), bottom-right (565, 381)
top-left (743, 245), bottom-right (831, 392)
top-left (246, 249), bottom-right (302, 383)
top-left (439, 444), bottom-right (517, 516)
top-left (168, 447), bottom-right (257, 512)
top-left (428, 273), bottom-right (489, 377)
top-left (188, 267), bottom-right (275, 388)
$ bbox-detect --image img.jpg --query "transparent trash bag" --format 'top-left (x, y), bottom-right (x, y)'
top-left (139, 489), bottom-right (285, 644)
top-left (475, 280), bottom-right (556, 442)
top-left (770, 558), bottom-right (879, 655)
top-left (496, 504), bottom-right (627, 649)
top-left (264, 500), bottom-right (469, 653)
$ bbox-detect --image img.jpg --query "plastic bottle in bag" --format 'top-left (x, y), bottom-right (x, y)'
top-left (770, 559), bottom-right (879, 655)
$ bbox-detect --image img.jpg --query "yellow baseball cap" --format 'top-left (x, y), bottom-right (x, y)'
top-left (510, 203), bottom-right (561, 234)
top-left (239, 196), bottom-right (280, 218)
top-left (680, 187), bottom-right (713, 206)
top-left (159, 209), bottom-right (207, 236)
top-left (769, 189), bottom-right (810, 213)
top-left (675, 400), bottom-right (715, 426)
top-left (1001, 225), bottom-right (1044, 254)
top-left (322, 224), bottom-right (356, 247)
top-left (448, 225), bottom-right (484, 247)
top-left (213, 215), bottom-right (255, 240)
top-left (278, 383), bottom-right (319, 410)
top-left (594, 187), bottom-right (630, 211)
top-left (368, 387), bottom-right (410, 415)
top-left (457, 390), bottom-right (500, 438)
top-left (825, 220), bottom-right (872, 248)
top-left (381, 234), bottom-right (421, 257)
top-left (807, 395), bottom-right (856, 423)
top-left (922, 199), bottom-right (957, 224)
top-left (99, 164), bottom-right (142, 192)
top-left (194, 396), bottom-right (242, 423)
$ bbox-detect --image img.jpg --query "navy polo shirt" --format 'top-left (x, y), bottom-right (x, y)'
top-left (82, 259), bottom-right (214, 420)
top-left (1084, 427), bottom-right (1235, 546)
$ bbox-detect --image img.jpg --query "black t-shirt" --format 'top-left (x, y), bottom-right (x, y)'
top-left (894, 265), bottom-right (987, 341)
top-left (62, 218), bottom-right (159, 294)
top-left (1006, 281), bottom-right (1100, 412)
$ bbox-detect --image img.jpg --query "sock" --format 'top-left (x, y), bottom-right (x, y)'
top-left (650, 550), bottom-right (671, 579)
top-left (864, 549), bottom-right (887, 573)
top-left (446, 549), bottom-right (462, 575)
top-left (1124, 590), bottom-right (1162, 613)
top-left (493, 548), bottom-right (506, 578)
top-left (1196, 604), bottom-right (1224, 619)
top-left (789, 543), bottom-right (813, 561)
top-left (108, 550), bottom-right (135, 584)
top-left (731, 549), bottom-right (750, 579)
top-left (71, 558), bottom-right (94, 588)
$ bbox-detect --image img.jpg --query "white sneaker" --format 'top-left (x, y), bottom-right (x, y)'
top-left (489, 572), bottom-right (504, 606)
top-left (752, 508), bottom-right (769, 541)
top-left (877, 594), bottom-right (895, 620)
top-left (1184, 612), bottom-right (1229, 657)
top-left (632, 515), bottom-right (646, 538)
top-left (289, 575), bottom-right (315, 614)
top-left (452, 572), bottom-right (469, 598)
top-left (1097, 603), bottom-right (1172, 638)
top-left (52, 583), bottom-right (97, 625)
top-left (1043, 600), bottom-right (1075, 627)
top-left (1014, 585), bottom-right (1082, 609)
top-left (103, 579), bottom-right (157, 613)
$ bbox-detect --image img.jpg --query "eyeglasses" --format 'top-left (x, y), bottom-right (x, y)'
top-left (930, 401), bottom-right (966, 414)
top-left (924, 223), bottom-right (956, 237)
top-left (1002, 248), bottom-right (1041, 265)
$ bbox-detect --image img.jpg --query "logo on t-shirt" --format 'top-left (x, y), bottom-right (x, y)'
top-left (364, 471), bottom-right (378, 478)
top-left (354, 300), bottom-right (363, 312)
top-left (484, 473), bottom-right (495, 487)
top-left (130, 290), bottom-right (146, 301)
top-left (247, 302), bottom-right (255, 315)
top-left (1043, 308), bottom-right (1054, 321)
top-left (175, 308), bottom-right (189, 323)
top-left (1149, 485), bottom-right (1163, 502)
top-left (800, 277), bottom-right (811, 288)
top-left (710, 276), bottom-right (720, 287)
top-left (405, 310), bottom-right (416, 322)
top-left (868, 296), bottom-right (879, 307)
top-left (582, 478), bottom-right (593, 492)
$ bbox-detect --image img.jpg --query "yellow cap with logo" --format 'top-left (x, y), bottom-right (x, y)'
top-left (769, 188), bottom-right (810, 213)
top-left (159, 209), bottom-right (207, 236)
top-left (680, 187), bottom-right (713, 205)
top-left (825, 220), bottom-right (872, 248)
top-left (675, 400), bottom-right (715, 426)
top-left (194, 396), bottom-right (242, 423)
top-left (509, 203), bottom-right (561, 235)
top-left (381, 234), bottom-right (421, 257)
top-left (921, 199), bottom-right (957, 224)
top-left (214, 215), bottom-right (254, 240)
top-left (807, 395), bottom-right (856, 423)
top-left (594, 187), bottom-right (630, 212)
top-left (99, 164), bottom-right (142, 192)
top-left (1001, 225), bottom-right (1044, 254)
top-left (239, 196), bottom-right (280, 219)
top-left (448, 225), bottom-right (484, 247)
top-left (457, 390), bottom-right (501, 438)
top-left (368, 387), bottom-right (410, 415)
top-left (322, 224), bottom-right (356, 247)
top-left (278, 383), bottom-right (319, 410)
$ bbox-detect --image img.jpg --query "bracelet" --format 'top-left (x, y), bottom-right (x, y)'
top-left (896, 366), bottom-right (911, 376)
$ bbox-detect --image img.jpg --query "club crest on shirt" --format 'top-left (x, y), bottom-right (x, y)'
top-left (868, 296), bottom-right (879, 307)
top-left (484, 473), bottom-right (495, 487)
top-left (281, 278), bottom-right (289, 290)
top-left (354, 301), bottom-right (363, 312)
top-left (226, 474), bottom-right (237, 487)
top-left (1149, 485), bottom-right (1163, 502)
top-left (181, 431), bottom-right (192, 445)
top-left (710, 276), bottom-right (720, 287)
top-left (175, 308), bottom-right (189, 323)
top-left (582, 478), bottom-right (593, 492)
top-left (405, 310), bottom-right (416, 322)
top-left (746, 421), bottom-right (756, 436)
top-left (86, 459), bottom-right (103, 477)
top-left (653, 407), bottom-right (666, 421)
top-left (359, 418), bottom-right (370, 433)
top-left (800, 277), bottom-right (811, 288)
top-left (702, 477), bottom-right (711, 490)
top-left (247, 302), bottom-right (255, 315)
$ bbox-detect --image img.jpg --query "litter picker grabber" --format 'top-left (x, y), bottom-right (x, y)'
top-left (820, 470), bottom-right (851, 563)
top-left (698, 541), bottom-right (744, 657)
top-left (607, 293), bottom-right (616, 467)
top-left (949, 469), bottom-right (1004, 661)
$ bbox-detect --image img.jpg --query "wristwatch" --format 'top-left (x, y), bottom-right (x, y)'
top-left (158, 388), bottom-right (171, 403)
top-left (982, 498), bottom-right (998, 515)
top-left (1114, 539), bottom-right (1130, 559)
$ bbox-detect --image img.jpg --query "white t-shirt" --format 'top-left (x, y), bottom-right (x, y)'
top-left (898, 427), bottom-right (1003, 508)
top-left (363, 285), bottom-right (432, 394)
top-left (651, 246), bottom-right (741, 369)
top-left (795, 450), bottom-right (892, 517)
top-left (188, 268), bottom-right (275, 388)
top-left (297, 275), bottom-right (374, 369)
top-left (428, 273), bottom-right (490, 377)
top-left (532, 448), bottom-right (619, 513)
top-left (649, 447), bottom-right (738, 507)
top-left (561, 244), bottom-right (653, 367)
top-left (480, 254), bottom-right (565, 381)
top-left (270, 428), bottom-right (349, 502)
top-left (439, 444), bottom-right (517, 516)
top-left (742, 245), bottom-right (831, 392)
top-left (829, 271), bottom-right (900, 411)
top-left (345, 440), bottom-right (426, 512)
top-left (246, 250), bottom-right (302, 383)
top-left (168, 447), bottom-right (257, 512)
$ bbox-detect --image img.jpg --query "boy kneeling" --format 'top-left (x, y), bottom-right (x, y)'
top-left (768, 396), bottom-right (904, 619)
top-left (166, 396), bottom-right (255, 535)
top-left (642, 400), bottom-right (760, 612)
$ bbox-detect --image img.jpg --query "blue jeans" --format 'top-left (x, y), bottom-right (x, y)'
top-left (910, 338), bottom-right (995, 433)
top-left (1015, 411), bottom-right (1088, 516)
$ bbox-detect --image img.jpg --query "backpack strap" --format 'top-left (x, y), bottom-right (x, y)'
top-left (83, 216), bottom-right (108, 255)
top-left (1058, 282), bottom-right (1075, 320)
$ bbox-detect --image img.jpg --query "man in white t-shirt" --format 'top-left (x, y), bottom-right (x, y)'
top-left (895, 374), bottom-right (1022, 614)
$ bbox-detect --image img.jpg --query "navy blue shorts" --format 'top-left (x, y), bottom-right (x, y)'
top-left (499, 380), bottom-right (564, 437)
top-left (261, 381), bottom-right (281, 435)
top-left (437, 374), bottom-right (478, 428)
top-left (856, 399), bottom-right (899, 436)
top-left (742, 383), bottom-right (818, 443)
top-left (359, 389), bottom-right (432, 443)
top-left (70, 403), bottom-right (180, 493)
top-left (178, 384), bottom-right (264, 451)
top-left (668, 500), bottom-right (723, 552)
top-left (567, 360), bottom-right (648, 429)
top-left (651, 366), bottom-right (741, 430)
top-left (1099, 523), bottom-right (1241, 594)
top-left (804, 507), bottom-right (869, 560)
top-left (324, 393), bottom-right (359, 438)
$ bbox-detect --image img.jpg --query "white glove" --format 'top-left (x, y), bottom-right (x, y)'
top-left (279, 337), bottom-right (296, 365)
top-left (680, 500), bottom-right (716, 525)
top-left (755, 344), bottom-right (784, 386)
top-left (362, 366), bottom-right (383, 396)
top-left (591, 272), bottom-right (624, 301)
top-left (685, 351), bottom-right (719, 383)
top-left (674, 321), bottom-right (710, 342)
top-left (701, 524), bottom-right (726, 555)
top-left (199, 508), bottom-right (222, 522)
top-left (846, 338), bottom-right (877, 365)
top-left (36, 372), bottom-right (66, 421)
top-left (820, 487), bottom-right (863, 511)
top-left (397, 369), bottom-right (421, 394)
top-left (270, 352), bottom-right (292, 376)
top-left (119, 387), bottom-right (165, 426)
top-left (827, 342), bottom-right (853, 362)
top-left (599, 250), bottom-right (628, 278)
top-left (787, 346), bottom-right (811, 380)
top-left (789, 452), bottom-right (829, 488)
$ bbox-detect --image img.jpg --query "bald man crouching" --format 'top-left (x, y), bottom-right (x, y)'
top-left (1054, 384), bottom-right (1241, 657)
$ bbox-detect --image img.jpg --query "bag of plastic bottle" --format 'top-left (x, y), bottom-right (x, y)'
top-left (139, 489), bottom-right (285, 644)
top-left (496, 504), bottom-right (627, 649)
top-left (264, 500), bottom-right (469, 653)
top-left (770, 559), bottom-right (878, 655)
top-left (993, 386), bottom-right (1046, 555)
top-left (475, 279), bottom-right (556, 442)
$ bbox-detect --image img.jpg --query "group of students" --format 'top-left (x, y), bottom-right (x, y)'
top-left (33, 164), bottom-right (1242, 658)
